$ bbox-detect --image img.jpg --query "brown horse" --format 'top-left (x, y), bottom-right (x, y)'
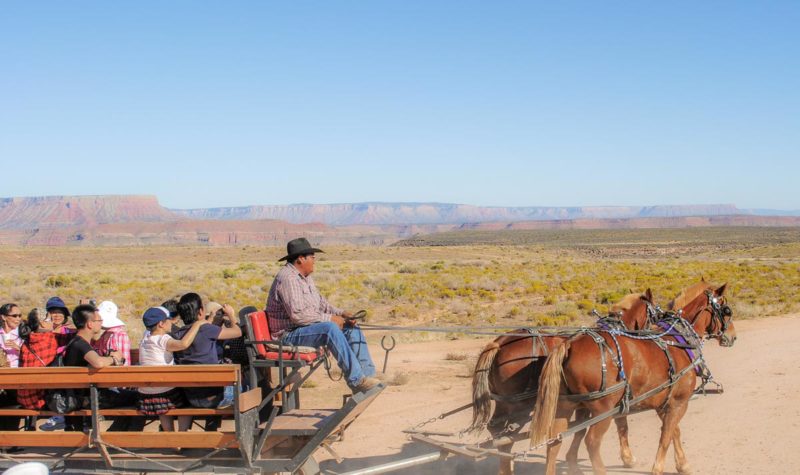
top-left (471, 290), bottom-right (657, 474)
top-left (531, 282), bottom-right (735, 475)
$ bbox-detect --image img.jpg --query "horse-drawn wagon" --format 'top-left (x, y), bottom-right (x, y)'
top-left (0, 281), bottom-right (735, 475)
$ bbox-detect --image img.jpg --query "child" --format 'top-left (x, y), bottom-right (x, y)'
top-left (137, 307), bottom-right (208, 432)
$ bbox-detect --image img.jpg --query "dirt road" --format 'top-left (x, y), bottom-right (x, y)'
top-left (306, 315), bottom-right (800, 474)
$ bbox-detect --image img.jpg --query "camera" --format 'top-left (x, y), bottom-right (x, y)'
top-left (212, 308), bottom-right (231, 327)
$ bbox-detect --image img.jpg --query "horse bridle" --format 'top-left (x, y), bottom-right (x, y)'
top-left (688, 291), bottom-right (732, 339)
top-left (644, 300), bottom-right (660, 327)
top-left (595, 298), bottom-right (660, 331)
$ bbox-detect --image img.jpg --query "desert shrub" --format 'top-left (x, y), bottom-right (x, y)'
top-left (45, 274), bottom-right (72, 288)
top-left (598, 289), bottom-right (631, 305)
top-left (550, 301), bottom-right (579, 318)
top-left (448, 300), bottom-right (472, 316)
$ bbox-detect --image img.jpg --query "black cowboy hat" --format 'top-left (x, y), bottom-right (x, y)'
top-left (279, 237), bottom-right (324, 262)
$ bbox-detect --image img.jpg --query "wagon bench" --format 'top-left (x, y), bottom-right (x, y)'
top-left (0, 361), bottom-right (383, 473)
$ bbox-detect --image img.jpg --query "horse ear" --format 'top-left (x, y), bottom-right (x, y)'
top-left (701, 276), bottom-right (706, 283)
top-left (715, 283), bottom-right (727, 296)
top-left (644, 288), bottom-right (653, 302)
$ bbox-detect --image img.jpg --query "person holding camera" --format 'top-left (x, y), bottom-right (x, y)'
top-left (174, 293), bottom-right (241, 431)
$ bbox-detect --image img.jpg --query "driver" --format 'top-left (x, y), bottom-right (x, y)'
top-left (266, 238), bottom-right (378, 393)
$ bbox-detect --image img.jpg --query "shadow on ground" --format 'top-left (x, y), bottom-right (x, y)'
top-left (320, 440), bottom-right (656, 474)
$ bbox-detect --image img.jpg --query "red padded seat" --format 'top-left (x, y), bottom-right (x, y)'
top-left (247, 311), bottom-right (322, 362)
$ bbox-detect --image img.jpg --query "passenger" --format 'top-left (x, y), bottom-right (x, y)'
top-left (266, 238), bottom-right (378, 392)
top-left (205, 301), bottom-right (236, 405)
top-left (174, 293), bottom-right (241, 431)
top-left (62, 304), bottom-right (127, 432)
top-left (18, 309), bottom-right (73, 431)
top-left (40, 297), bottom-right (77, 431)
top-left (92, 301), bottom-right (131, 365)
top-left (45, 297), bottom-right (76, 354)
top-left (138, 306), bottom-right (210, 432)
top-left (90, 300), bottom-right (144, 431)
top-left (161, 299), bottom-right (182, 329)
top-left (0, 303), bottom-right (24, 431)
top-left (18, 309), bottom-right (71, 410)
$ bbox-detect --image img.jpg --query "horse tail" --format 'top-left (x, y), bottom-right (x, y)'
top-left (530, 340), bottom-right (569, 446)
top-left (469, 341), bottom-right (500, 432)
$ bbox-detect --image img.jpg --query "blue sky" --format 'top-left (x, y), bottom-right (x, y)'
top-left (1, 1), bottom-right (797, 210)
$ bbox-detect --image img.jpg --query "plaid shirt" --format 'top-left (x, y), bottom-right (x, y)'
top-left (266, 263), bottom-right (343, 339)
top-left (17, 332), bottom-right (64, 409)
top-left (91, 326), bottom-right (131, 366)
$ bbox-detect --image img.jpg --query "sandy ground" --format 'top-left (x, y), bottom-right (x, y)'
top-left (301, 314), bottom-right (800, 474)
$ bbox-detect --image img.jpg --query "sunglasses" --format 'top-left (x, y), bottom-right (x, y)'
top-left (5, 313), bottom-right (22, 318)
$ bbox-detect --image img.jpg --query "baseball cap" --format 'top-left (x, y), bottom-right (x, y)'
top-left (142, 307), bottom-right (170, 327)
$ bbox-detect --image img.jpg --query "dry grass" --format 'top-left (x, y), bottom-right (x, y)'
top-left (0, 229), bottom-right (798, 346)
top-left (444, 352), bottom-right (469, 361)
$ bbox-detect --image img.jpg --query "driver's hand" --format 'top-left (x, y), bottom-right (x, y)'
top-left (331, 315), bottom-right (346, 330)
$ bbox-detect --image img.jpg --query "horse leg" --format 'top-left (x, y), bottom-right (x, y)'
top-left (615, 416), bottom-right (637, 467)
top-left (651, 401), bottom-right (688, 475)
top-left (584, 416), bottom-right (613, 475)
top-left (672, 424), bottom-right (691, 474)
top-left (495, 435), bottom-right (515, 475)
top-left (544, 405), bottom-right (573, 475)
top-left (565, 408), bottom-right (588, 474)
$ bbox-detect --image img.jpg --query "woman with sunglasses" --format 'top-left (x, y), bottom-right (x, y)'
top-left (0, 303), bottom-right (24, 435)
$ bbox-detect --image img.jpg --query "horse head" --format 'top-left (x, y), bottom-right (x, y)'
top-left (671, 281), bottom-right (736, 347)
top-left (609, 288), bottom-right (657, 330)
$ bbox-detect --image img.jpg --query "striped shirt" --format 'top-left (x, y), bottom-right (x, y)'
top-left (266, 263), bottom-right (343, 339)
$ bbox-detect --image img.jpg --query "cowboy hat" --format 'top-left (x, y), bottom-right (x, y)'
top-left (278, 237), bottom-right (324, 262)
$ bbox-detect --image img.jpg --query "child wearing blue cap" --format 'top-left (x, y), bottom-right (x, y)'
top-left (138, 306), bottom-right (209, 432)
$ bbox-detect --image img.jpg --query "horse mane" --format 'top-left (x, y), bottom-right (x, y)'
top-left (669, 281), bottom-right (714, 310)
top-left (610, 293), bottom-right (642, 313)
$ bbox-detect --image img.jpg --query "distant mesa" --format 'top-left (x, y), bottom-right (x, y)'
top-left (0, 194), bottom-right (798, 246)
top-left (172, 202), bottom-right (748, 225)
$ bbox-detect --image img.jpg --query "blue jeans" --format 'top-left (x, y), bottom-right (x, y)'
top-left (282, 322), bottom-right (376, 387)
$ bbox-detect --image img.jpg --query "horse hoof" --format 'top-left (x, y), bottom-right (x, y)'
top-left (677, 464), bottom-right (692, 475)
top-left (622, 455), bottom-right (637, 468)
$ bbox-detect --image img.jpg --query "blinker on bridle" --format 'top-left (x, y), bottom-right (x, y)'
top-left (703, 291), bottom-right (732, 338)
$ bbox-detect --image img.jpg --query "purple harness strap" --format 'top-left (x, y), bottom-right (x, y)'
top-left (658, 321), bottom-right (702, 375)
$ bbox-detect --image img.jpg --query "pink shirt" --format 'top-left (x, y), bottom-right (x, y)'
top-left (55, 326), bottom-right (77, 355)
top-left (0, 326), bottom-right (21, 368)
